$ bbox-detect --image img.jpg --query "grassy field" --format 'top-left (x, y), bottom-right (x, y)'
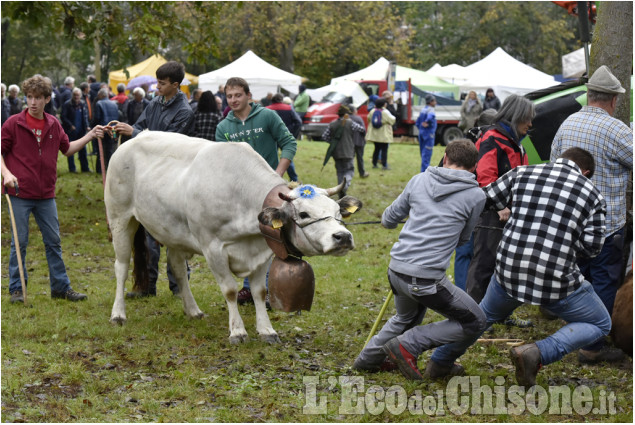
top-left (1, 138), bottom-right (632, 422)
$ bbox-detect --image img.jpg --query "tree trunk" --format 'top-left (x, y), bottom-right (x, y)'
top-left (279, 39), bottom-right (296, 73)
top-left (93, 35), bottom-right (101, 82)
top-left (590, 1), bottom-right (633, 125)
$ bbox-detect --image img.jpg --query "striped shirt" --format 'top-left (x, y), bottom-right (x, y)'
top-left (550, 105), bottom-right (632, 236)
top-left (486, 158), bottom-right (606, 305)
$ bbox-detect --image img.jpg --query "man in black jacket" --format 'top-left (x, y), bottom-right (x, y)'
top-left (61, 88), bottom-right (91, 173)
top-left (96, 61), bottom-right (195, 299)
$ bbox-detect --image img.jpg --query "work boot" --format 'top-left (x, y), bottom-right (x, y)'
top-left (51, 288), bottom-right (87, 302)
top-left (509, 343), bottom-right (541, 387)
top-left (423, 359), bottom-right (465, 379)
top-left (578, 346), bottom-right (626, 364)
top-left (382, 338), bottom-right (423, 381)
top-left (10, 291), bottom-right (24, 304)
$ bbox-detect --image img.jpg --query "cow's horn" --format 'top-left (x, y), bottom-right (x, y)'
top-left (324, 179), bottom-right (346, 197)
top-left (279, 192), bottom-right (296, 202)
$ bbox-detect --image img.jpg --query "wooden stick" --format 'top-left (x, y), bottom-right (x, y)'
top-left (97, 137), bottom-right (106, 189)
top-left (477, 338), bottom-right (524, 344)
top-left (5, 194), bottom-right (27, 305)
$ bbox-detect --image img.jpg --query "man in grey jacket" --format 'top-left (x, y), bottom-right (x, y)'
top-left (353, 139), bottom-right (487, 380)
top-left (97, 61), bottom-right (195, 298)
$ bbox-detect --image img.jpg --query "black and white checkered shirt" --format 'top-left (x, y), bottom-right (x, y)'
top-left (485, 158), bottom-right (606, 305)
top-left (194, 111), bottom-right (223, 141)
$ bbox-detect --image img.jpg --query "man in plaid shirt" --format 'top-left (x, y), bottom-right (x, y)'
top-left (428, 148), bottom-right (610, 387)
top-left (551, 65), bottom-right (632, 364)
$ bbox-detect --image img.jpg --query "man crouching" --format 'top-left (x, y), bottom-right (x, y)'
top-left (353, 139), bottom-right (487, 380)
top-left (428, 147), bottom-right (610, 387)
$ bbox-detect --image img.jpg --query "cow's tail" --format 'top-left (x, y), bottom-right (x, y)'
top-left (131, 224), bottom-right (149, 293)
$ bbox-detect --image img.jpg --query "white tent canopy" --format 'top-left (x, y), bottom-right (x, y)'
top-left (459, 47), bottom-right (557, 101)
top-left (198, 50), bottom-right (303, 99)
top-left (330, 57), bottom-right (391, 84)
top-left (331, 57), bottom-right (459, 98)
top-left (306, 80), bottom-right (369, 107)
top-left (427, 63), bottom-right (470, 85)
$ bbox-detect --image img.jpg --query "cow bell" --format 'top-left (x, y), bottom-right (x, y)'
top-left (268, 256), bottom-right (315, 312)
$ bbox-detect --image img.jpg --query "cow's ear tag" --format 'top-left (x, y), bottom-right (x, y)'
top-left (272, 219), bottom-right (283, 229)
top-left (346, 205), bottom-right (358, 214)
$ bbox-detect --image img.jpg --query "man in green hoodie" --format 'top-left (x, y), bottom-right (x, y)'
top-left (215, 77), bottom-right (297, 304)
top-left (215, 77), bottom-right (296, 177)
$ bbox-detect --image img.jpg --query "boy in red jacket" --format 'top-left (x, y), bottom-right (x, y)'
top-left (2, 74), bottom-right (102, 303)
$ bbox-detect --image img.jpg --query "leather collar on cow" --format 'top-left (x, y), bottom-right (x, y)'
top-left (259, 184), bottom-right (304, 260)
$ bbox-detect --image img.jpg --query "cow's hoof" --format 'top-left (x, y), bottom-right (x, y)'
top-left (229, 334), bottom-right (248, 345)
top-left (110, 316), bottom-right (127, 326)
top-left (260, 333), bottom-right (281, 344)
top-left (186, 311), bottom-right (206, 319)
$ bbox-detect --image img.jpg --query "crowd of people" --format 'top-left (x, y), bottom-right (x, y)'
top-left (2, 62), bottom-right (632, 389)
top-left (354, 65), bottom-right (632, 387)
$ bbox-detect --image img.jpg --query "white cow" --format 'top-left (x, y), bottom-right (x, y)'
top-left (105, 131), bottom-right (362, 344)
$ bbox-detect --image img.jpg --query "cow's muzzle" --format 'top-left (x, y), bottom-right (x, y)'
top-left (326, 231), bottom-right (354, 255)
top-left (333, 231), bottom-right (353, 246)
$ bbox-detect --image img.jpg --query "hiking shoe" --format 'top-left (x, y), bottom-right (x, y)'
top-left (352, 357), bottom-right (379, 372)
top-left (502, 314), bottom-right (534, 328)
top-left (51, 288), bottom-right (87, 302)
top-left (380, 357), bottom-right (398, 372)
top-left (423, 359), bottom-right (465, 379)
top-left (237, 288), bottom-right (254, 305)
top-left (382, 166), bottom-right (392, 170)
top-left (10, 291), bottom-right (24, 304)
top-left (352, 356), bottom-right (398, 373)
top-left (578, 346), bottom-right (626, 364)
top-left (361, 173), bottom-right (370, 178)
top-left (509, 343), bottom-right (541, 387)
top-left (382, 338), bottom-right (423, 381)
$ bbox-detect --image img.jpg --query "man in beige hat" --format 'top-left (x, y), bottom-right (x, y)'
top-left (551, 65), bottom-right (633, 364)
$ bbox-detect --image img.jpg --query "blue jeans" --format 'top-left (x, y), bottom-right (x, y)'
top-left (146, 232), bottom-right (187, 295)
top-left (243, 273), bottom-right (269, 291)
top-left (67, 145), bottom-right (90, 172)
top-left (418, 134), bottom-right (434, 173)
top-left (7, 197), bottom-right (71, 294)
top-left (286, 161), bottom-right (299, 182)
top-left (430, 275), bottom-right (611, 367)
top-left (454, 234), bottom-right (474, 291)
top-left (579, 227), bottom-right (624, 350)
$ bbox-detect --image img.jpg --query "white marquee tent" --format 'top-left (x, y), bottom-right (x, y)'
top-left (331, 57), bottom-right (460, 98)
top-left (305, 80), bottom-right (369, 106)
top-left (427, 63), bottom-right (470, 85)
top-left (198, 50), bottom-right (303, 99)
top-left (458, 47), bottom-right (558, 101)
top-left (330, 58), bottom-right (392, 84)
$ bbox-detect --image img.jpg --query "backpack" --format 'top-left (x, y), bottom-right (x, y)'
top-left (371, 108), bottom-right (383, 129)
